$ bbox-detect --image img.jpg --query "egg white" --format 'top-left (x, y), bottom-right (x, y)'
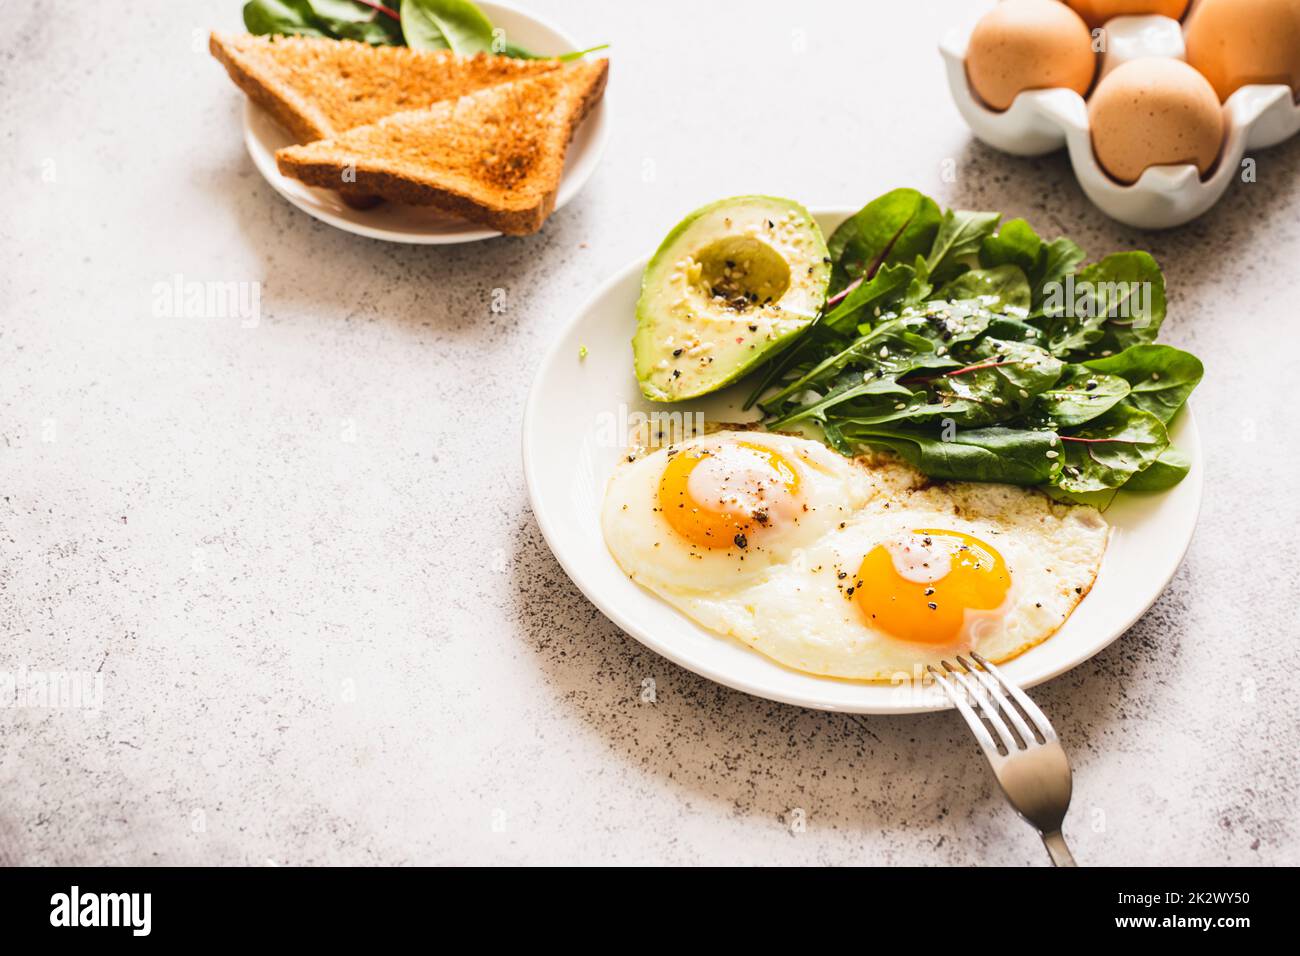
top-left (601, 430), bottom-right (884, 593)
top-left (602, 432), bottom-right (1110, 681)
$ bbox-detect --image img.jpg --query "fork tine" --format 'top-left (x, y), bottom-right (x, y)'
top-left (926, 664), bottom-right (1004, 757)
top-left (956, 654), bottom-right (1036, 749)
top-left (940, 660), bottom-right (1018, 754)
top-left (969, 651), bottom-right (1056, 744)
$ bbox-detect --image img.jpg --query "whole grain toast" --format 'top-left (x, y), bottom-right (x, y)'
top-left (275, 59), bottom-right (609, 235)
top-left (209, 32), bottom-right (565, 143)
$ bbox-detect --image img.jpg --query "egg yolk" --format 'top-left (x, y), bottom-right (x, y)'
top-left (854, 529), bottom-right (1009, 645)
top-left (657, 441), bottom-right (800, 550)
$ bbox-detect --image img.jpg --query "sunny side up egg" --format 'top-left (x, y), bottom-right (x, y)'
top-left (602, 431), bottom-right (881, 593)
top-left (602, 431), bottom-right (1110, 681)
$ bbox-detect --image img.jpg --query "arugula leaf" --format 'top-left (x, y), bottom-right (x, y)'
top-left (767, 376), bottom-right (923, 430)
top-left (925, 209), bottom-right (1000, 285)
top-left (1057, 406), bottom-right (1168, 494)
top-left (821, 261), bottom-right (913, 332)
top-left (902, 254), bottom-right (934, 309)
top-left (936, 264), bottom-right (1031, 314)
top-left (400, 0), bottom-right (494, 52)
top-left (826, 189), bottom-right (941, 295)
top-left (760, 314), bottom-right (962, 415)
top-left (1083, 344), bottom-right (1203, 424)
top-left (1032, 365), bottom-right (1130, 427)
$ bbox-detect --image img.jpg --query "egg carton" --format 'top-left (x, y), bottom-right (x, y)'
top-left (940, 13), bottom-right (1300, 229)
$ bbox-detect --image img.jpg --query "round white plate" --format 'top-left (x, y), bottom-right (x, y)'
top-left (242, 1), bottom-right (609, 244)
top-left (522, 209), bottom-right (1203, 714)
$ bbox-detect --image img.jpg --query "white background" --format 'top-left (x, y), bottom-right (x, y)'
top-left (2, 0), bottom-right (1297, 865)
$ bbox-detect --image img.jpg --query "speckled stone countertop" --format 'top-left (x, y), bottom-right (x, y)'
top-left (2, 0), bottom-right (1297, 866)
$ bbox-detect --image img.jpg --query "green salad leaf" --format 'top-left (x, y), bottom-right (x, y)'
top-left (1032, 365), bottom-right (1130, 428)
top-left (241, 0), bottom-right (605, 59)
top-left (1056, 406), bottom-right (1168, 494)
top-left (926, 208), bottom-right (1001, 284)
top-left (1123, 447), bottom-right (1192, 491)
top-left (400, 0), bottom-right (493, 53)
top-left (936, 264), bottom-right (1031, 314)
top-left (826, 188), bottom-right (941, 295)
top-left (1083, 344), bottom-right (1203, 423)
top-left (748, 190), bottom-right (1202, 497)
top-left (244, 0), bottom-right (332, 38)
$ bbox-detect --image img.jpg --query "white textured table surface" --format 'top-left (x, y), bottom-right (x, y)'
top-left (3, 0), bottom-right (1298, 866)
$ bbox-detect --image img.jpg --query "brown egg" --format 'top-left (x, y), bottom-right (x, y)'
top-left (1185, 0), bottom-right (1300, 102)
top-left (966, 0), bottom-right (1097, 111)
top-left (1064, 1), bottom-right (1189, 30)
top-left (1088, 58), bottom-right (1224, 183)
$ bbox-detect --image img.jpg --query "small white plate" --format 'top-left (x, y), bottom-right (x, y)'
top-left (522, 209), bottom-right (1203, 714)
top-left (241, 1), bottom-right (609, 243)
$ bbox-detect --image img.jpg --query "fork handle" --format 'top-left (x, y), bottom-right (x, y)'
top-left (1041, 830), bottom-right (1077, 867)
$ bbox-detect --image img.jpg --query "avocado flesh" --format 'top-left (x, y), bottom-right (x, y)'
top-left (634, 196), bottom-right (830, 402)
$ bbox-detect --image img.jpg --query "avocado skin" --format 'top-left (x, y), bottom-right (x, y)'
top-left (634, 196), bottom-right (830, 403)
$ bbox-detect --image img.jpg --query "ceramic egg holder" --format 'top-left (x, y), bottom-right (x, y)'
top-left (940, 15), bottom-right (1300, 229)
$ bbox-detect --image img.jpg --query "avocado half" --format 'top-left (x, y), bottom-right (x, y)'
top-left (633, 196), bottom-right (830, 402)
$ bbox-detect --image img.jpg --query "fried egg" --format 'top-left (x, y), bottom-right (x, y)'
top-left (601, 430), bottom-right (883, 593)
top-left (602, 430), bottom-right (1109, 681)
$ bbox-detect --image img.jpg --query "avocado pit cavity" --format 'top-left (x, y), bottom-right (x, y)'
top-left (693, 237), bottom-right (792, 313)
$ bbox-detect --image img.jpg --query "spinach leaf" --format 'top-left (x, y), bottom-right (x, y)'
top-left (400, 0), bottom-right (494, 53)
top-left (826, 189), bottom-right (941, 295)
top-left (746, 190), bottom-right (1200, 495)
top-left (848, 426), bottom-right (1063, 486)
top-left (979, 219), bottom-right (1086, 313)
top-left (1083, 344), bottom-right (1203, 423)
top-left (925, 208), bottom-right (1000, 285)
top-left (1038, 251), bottom-right (1166, 359)
top-left (929, 337), bottom-right (1063, 426)
top-left (244, 0), bottom-right (331, 37)
top-left (307, 0), bottom-right (403, 43)
top-left (936, 264), bottom-right (1031, 314)
top-left (1032, 365), bottom-right (1130, 427)
top-left (979, 218), bottom-right (1044, 278)
top-left (1123, 446), bottom-right (1191, 491)
top-left (1036, 236), bottom-right (1086, 310)
top-left (1057, 406), bottom-right (1168, 494)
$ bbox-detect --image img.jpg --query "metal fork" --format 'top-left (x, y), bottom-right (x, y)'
top-left (927, 652), bottom-right (1077, 867)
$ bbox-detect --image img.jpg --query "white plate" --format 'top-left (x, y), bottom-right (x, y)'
top-left (522, 209), bottom-right (1203, 714)
top-left (241, 1), bottom-right (609, 243)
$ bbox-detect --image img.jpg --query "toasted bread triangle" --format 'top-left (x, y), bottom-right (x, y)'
top-left (275, 60), bottom-right (608, 235)
top-left (210, 32), bottom-right (564, 143)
